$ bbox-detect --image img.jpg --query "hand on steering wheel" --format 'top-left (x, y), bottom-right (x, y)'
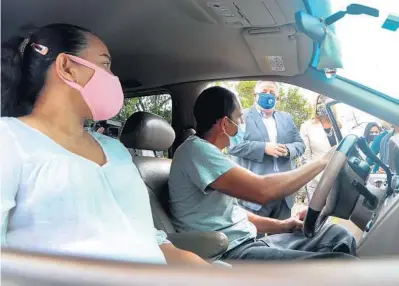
top-left (303, 135), bottom-right (358, 237)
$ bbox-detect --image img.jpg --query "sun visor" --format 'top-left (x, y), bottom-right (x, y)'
top-left (243, 25), bottom-right (312, 76)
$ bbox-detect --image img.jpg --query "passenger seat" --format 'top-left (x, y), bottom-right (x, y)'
top-left (120, 112), bottom-right (228, 260)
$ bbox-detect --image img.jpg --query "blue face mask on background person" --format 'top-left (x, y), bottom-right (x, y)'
top-left (225, 118), bottom-right (246, 146)
top-left (257, 93), bottom-right (276, 110)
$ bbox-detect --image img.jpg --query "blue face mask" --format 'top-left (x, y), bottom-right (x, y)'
top-left (257, 93), bottom-right (276, 110)
top-left (225, 118), bottom-right (246, 146)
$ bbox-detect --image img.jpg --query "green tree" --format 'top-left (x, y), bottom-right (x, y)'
top-left (235, 81), bottom-right (257, 108)
top-left (113, 94), bottom-right (172, 123)
top-left (276, 87), bottom-right (312, 129)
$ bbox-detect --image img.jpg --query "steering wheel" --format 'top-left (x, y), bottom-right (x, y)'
top-left (303, 134), bottom-right (358, 238)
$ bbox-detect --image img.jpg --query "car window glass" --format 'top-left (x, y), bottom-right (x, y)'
top-left (116, 94), bottom-right (172, 158)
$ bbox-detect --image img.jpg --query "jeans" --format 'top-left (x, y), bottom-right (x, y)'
top-left (221, 223), bottom-right (357, 261)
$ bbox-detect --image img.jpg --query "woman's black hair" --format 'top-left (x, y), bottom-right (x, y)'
top-left (364, 122), bottom-right (381, 142)
top-left (1, 24), bottom-right (91, 117)
top-left (194, 86), bottom-right (239, 138)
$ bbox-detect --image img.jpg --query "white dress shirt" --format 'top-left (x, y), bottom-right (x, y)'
top-left (256, 106), bottom-right (277, 143)
top-left (263, 116), bottom-right (277, 143)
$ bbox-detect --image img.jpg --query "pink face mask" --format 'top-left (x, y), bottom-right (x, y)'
top-left (58, 54), bottom-right (124, 121)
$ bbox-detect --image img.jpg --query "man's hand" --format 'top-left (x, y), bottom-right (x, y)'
top-left (294, 207), bottom-right (308, 221)
top-left (265, 143), bottom-right (287, 158)
top-left (280, 217), bottom-right (303, 233)
top-left (377, 167), bottom-right (385, 174)
top-left (320, 146), bottom-right (336, 166)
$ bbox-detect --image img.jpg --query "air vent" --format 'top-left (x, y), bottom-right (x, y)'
top-left (206, 1), bottom-right (247, 27)
top-left (247, 27), bottom-right (281, 35)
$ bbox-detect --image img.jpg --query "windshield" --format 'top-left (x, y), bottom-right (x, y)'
top-left (313, 0), bottom-right (399, 101)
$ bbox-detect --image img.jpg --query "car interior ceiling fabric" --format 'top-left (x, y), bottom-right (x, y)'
top-left (2, 0), bottom-right (315, 90)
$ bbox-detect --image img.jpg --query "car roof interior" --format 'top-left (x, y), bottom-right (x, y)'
top-left (2, 0), bottom-right (314, 91)
top-left (3, 0), bottom-right (398, 128)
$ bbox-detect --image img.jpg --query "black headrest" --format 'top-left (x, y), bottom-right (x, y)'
top-left (120, 112), bottom-right (175, 151)
top-left (182, 128), bottom-right (196, 141)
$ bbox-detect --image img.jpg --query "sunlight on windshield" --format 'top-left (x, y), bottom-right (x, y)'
top-left (330, 0), bottom-right (399, 100)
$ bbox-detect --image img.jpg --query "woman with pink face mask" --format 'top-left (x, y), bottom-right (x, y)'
top-left (0, 24), bottom-right (208, 266)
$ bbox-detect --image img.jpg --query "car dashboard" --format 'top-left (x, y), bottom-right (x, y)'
top-left (349, 136), bottom-right (399, 257)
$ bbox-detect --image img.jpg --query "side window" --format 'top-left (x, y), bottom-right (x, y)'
top-left (114, 93), bottom-right (172, 124)
top-left (207, 81), bottom-right (313, 129)
top-left (114, 93), bottom-right (172, 158)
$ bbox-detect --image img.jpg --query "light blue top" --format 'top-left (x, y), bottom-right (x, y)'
top-left (169, 136), bottom-right (256, 251)
top-left (0, 117), bottom-right (169, 264)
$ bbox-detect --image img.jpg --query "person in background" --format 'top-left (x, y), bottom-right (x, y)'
top-left (1, 24), bottom-right (208, 266)
top-left (300, 95), bottom-right (339, 199)
top-left (227, 81), bottom-right (305, 220)
top-left (362, 122), bottom-right (384, 173)
top-left (368, 130), bottom-right (388, 173)
top-left (364, 122), bottom-right (381, 145)
top-left (379, 125), bottom-right (399, 168)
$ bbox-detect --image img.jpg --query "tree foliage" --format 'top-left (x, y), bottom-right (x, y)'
top-left (276, 86), bottom-right (312, 129)
top-left (236, 81), bottom-right (257, 109)
top-left (113, 94), bottom-right (172, 123)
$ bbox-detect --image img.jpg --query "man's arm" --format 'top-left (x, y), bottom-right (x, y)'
top-left (227, 139), bottom-right (266, 163)
top-left (227, 111), bottom-right (271, 163)
top-left (160, 243), bottom-right (210, 266)
top-left (210, 154), bottom-right (329, 206)
top-left (155, 229), bottom-right (209, 266)
top-left (284, 115), bottom-right (306, 160)
top-left (246, 211), bottom-right (303, 234)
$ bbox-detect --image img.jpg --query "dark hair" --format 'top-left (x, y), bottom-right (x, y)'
top-left (364, 122), bottom-right (381, 142)
top-left (1, 24), bottom-right (91, 117)
top-left (194, 86), bottom-right (239, 137)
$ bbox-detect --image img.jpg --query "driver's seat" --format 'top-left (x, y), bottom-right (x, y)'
top-left (120, 111), bottom-right (228, 259)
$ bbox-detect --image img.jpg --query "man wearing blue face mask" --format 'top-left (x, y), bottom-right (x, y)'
top-left (227, 81), bottom-right (305, 221)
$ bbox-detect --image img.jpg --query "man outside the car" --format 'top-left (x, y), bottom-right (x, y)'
top-left (227, 81), bottom-right (305, 220)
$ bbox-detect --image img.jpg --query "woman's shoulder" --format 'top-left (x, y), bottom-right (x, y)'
top-left (0, 116), bottom-right (15, 127)
top-left (0, 117), bottom-right (19, 142)
top-left (0, 117), bottom-right (24, 161)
